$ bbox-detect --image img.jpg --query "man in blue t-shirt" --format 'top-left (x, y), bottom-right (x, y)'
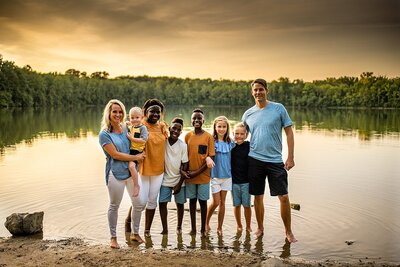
top-left (242, 78), bottom-right (297, 243)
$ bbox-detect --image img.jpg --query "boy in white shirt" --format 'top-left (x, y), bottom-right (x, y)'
top-left (158, 117), bottom-right (189, 234)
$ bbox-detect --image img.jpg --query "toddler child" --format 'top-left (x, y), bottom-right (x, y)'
top-left (127, 106), bottom-right (148, 197)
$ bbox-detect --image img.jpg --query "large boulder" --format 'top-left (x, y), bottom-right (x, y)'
top-left (5, 212), bottom-right (44, 236)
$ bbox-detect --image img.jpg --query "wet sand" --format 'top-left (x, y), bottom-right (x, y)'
top-left (1, 236), bottom-right (398, 267)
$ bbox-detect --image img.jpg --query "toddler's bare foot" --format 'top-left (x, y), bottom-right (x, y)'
top-left (110, 237), bottom-right (120, 249)
top-left (132, 184), bottom-right (140, 197)
top-left (286, 232), bottom-right (298, 243)
top-left (130, 233), bottom-right (145, 244)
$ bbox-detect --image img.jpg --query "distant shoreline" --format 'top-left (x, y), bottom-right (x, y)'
top-left (1, 236), bottom-right (398, 267)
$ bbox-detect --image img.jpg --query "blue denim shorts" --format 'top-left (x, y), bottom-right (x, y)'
top-left (232, 183), bottom-right (251, 207)
top-left (159, 185), bottom-right (187, 204)
top-left (185, 183), bottom-right (210, 201)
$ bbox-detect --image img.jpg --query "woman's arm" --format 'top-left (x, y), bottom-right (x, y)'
top-left (103, 143), bottom-right (144, 162)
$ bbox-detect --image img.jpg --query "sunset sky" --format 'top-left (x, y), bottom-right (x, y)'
top-left (1, 0), bottom-right (399, 81)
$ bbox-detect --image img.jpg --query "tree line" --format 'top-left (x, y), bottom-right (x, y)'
top-left (1, 56), bottom-right (399, 108)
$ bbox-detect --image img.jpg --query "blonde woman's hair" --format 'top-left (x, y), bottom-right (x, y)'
top-left (101, 99), bottom-right (126, 132)
top-left (129, 106), bottom-right (143, 117)
top-left (213, 116), bottom-right (231, 143)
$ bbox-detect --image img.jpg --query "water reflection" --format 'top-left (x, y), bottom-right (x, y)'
top-left (232, 230), bottom-right (253, 253)
top-left (176, 233), bottom-right (184, 250)
top-left (280, 239), bottom-right (291, 259)
top-left (1, 107), bottom-right (399, 155)
top-left (289, 108), bottom-right (400, 140)
top-left (254, 236), bottom-right (264, 254)
top-left (0, 107), bottom-right (100, 155)
top-left (161, 234), bottom-right (168, 249)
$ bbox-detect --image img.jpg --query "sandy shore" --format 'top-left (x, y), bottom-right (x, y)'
top-left (0, 236), bottom-right (398, 267)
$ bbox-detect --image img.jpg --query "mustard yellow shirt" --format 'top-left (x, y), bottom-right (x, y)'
top-left (185, 130), bottom-right (215, 184)
top-left (139, 120), bottom-right (168, 176)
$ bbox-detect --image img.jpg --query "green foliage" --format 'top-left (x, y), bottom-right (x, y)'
top-left (0, 56), bottom-right (399, 108)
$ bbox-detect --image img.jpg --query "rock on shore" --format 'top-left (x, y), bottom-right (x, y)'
top-left (4, 212), bottom-right (44, 235)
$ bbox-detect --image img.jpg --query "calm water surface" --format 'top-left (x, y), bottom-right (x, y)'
top-left (0, 106), bottom-right (399, 264)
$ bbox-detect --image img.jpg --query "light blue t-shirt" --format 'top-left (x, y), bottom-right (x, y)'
top-left (242, 102), bottom-right (292, 163)
top-left (99, 127), bottom-right (130, 184)
top-left (211, 140), bottom-right (235, 179)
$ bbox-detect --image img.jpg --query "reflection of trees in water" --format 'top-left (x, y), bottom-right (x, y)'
top-left (1, 107), bottom-right (399, 153)
top-left (289, 108), bottom-right (400, 140)
top-left (0, 107), bottom-right (101, 154)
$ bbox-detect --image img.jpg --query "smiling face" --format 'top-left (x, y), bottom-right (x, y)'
top-left (251, 82), bottom-right (268, 103)
top-left (129, 110), bottom-right (142, 127)
top-left (215, 120), bottom-right (228, 140)
top-left (109, 103), bottom-right (124, 126)
top-left (169, 122), bottom-right (183, 141)
top-left (233, 125), bottom-right (247, 145)
top-left (146, 105), bottom-right (161, 124)
top-left (191, 112), bottom-right (204, 130)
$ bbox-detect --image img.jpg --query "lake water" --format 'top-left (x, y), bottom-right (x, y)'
top-left (0, 106), bottom-right (399, 264)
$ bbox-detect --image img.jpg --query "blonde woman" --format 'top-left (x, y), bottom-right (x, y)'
top-left (99, 99), bottom-right (144, 249)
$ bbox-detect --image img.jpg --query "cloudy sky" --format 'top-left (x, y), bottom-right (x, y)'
top-left (1, 0), bottom-right (399, 81)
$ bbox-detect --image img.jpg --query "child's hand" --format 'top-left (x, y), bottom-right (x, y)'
top-left (186, 171), bottom-right (193, 179)
top-left (127, 132), bottom-right (134, 141)
top-left (181, 172), bottom-right (190, 180)
top-left (173, 184), bottom-right (181, 195)
top-left (135, 152), bottom-right (145, 162)
top-left (206, 156), bottom-right (215, 168)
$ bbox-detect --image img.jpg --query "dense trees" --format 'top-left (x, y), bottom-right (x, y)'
top-left (0, 56), bottom-right (399, 108)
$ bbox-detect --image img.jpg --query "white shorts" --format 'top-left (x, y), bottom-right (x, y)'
top-left (211, 177), bottom-right (232, 194)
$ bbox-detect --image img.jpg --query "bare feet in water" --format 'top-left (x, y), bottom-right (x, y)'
top-left (160, 229), bottom-right (168, 235)
top-left (254, 228), bottom-right (264, 239)
top-left (144, 230), bottom-right (151, 238)
top-left (130, 234), bottom-right (145, 244)
top-left (217, 229), bottom-right (223, 237)
top-left (189, 229), bottom-right (196, 235)
top-left (110, 237), bottom-right (120, 249)
top-left (286, 232), bottom-right (298, 243)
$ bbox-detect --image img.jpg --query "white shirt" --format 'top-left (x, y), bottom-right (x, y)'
top-left (163, 139), bottom-right (189, 187)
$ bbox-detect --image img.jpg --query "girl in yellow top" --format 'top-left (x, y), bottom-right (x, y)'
top-left (126, 99), bottom-right (168, 243)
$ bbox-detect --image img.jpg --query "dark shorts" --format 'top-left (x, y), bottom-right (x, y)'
top-left (248, 156), bottom-right (288, 196)
top-left (130, 149), bottom-right (140, 165)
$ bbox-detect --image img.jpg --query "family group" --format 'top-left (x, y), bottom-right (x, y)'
top-left (99, 78), bottom-right (297, 249)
